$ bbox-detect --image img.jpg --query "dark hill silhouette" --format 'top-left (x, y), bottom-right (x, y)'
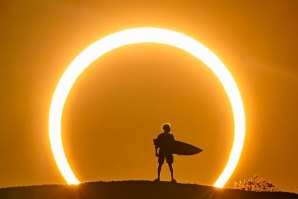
top-left (0, 181), bottom-right (297, 199)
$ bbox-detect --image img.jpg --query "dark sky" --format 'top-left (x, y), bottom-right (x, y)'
top-left (1, 0), bottom-right (298, 192)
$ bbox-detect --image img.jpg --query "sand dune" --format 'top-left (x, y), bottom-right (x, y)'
top-left (0, 181), bottom-right (297, 199)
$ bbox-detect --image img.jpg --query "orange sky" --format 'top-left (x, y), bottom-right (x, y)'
top-left (1, 0), bottom-right (298, 192)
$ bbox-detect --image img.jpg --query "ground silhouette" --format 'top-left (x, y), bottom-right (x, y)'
top-left (0, 181), bottom-right (297, 199)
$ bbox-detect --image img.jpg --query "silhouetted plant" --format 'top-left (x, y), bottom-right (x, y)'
top-left (234, 174), bottom-right (279, 192)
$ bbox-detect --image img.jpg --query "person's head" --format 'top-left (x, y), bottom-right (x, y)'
top-left (162, 123), bottom-right (171, 133)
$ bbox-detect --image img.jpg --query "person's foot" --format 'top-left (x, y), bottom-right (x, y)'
top-left (154, 178), bottom-right (160, 182)
top-left (171, 179), bottom-right (177, 183)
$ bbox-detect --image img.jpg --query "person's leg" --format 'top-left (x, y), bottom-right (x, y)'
top-left (166, 154), bottom-right (175, 182)
top-left (157, 163), bottom-right (162, 180)
top-left (155, 154), bottom-right (164, 181)
top-left (168, 163), bottom-right (174, 181)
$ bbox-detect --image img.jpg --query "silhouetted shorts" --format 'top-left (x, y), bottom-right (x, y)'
top-left (158, 152), bottom-right (173, 164)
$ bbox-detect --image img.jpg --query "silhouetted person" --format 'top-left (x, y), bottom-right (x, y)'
top-left (153, 123), bottom-right (176, 182)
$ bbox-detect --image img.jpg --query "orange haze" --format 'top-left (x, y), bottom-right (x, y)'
top-left (0, 0), bottom-right (297, 192)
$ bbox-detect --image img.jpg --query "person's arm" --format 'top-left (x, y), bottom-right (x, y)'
top-left (171, 134), bottom-right (175, 141)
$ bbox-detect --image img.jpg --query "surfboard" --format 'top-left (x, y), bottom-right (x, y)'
top-left (153, 139), bottom-right (203, 155)
top-left (171, 140), bottom-right (203, 155)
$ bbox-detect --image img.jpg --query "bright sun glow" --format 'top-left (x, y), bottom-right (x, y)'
top-left (49, 27), bottom-right (246, 188)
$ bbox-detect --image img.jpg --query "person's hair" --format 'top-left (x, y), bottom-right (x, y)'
top-left (162, 123), bottom-right (171, 132)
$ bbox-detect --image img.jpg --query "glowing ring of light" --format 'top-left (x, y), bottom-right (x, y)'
top-left (49, 27), bottom-right (245, 188)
